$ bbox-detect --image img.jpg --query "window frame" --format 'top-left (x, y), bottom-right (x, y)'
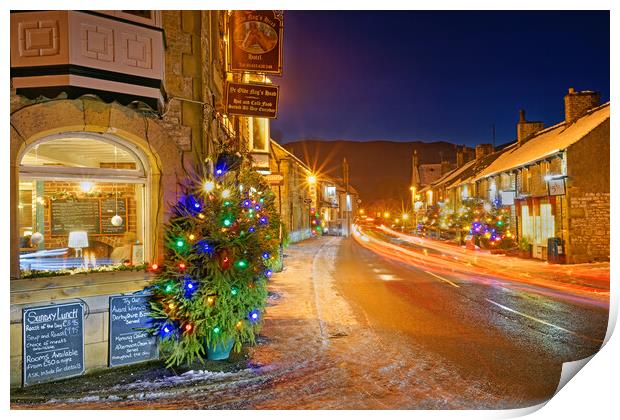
top-left (17, 132), bottom-right (152, 270)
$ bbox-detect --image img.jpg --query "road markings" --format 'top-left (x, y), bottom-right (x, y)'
top-left (485, 298), bottom-right (603, 343)
top-left (424, 271), bottom-right (460, 288)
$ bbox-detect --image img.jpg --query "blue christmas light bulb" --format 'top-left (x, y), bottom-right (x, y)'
top-left (159, 323), bottom-right (175, 338)
top-left (262, 252), bottom-right (270, 259)
top-left (184, 276), bottom-right (198, 298)
top-left (248, 309), bottom-right (260, 323)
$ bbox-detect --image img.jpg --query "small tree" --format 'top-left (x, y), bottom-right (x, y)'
top-left (146, 152), bottom-right (282, 367)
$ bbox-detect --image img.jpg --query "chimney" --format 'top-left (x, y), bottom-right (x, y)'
top-left (564, 87), bottom-right (600, 124)
top-left (440, 152), bottom-right (451, 175)
top-left (517, 109), bottom-right (545, 146)
top-left (475, 144), bottom-right (494, 160)
top-left (456, 145), bottom-right (474, 168)
top-left (456, 146), bottom-right (465, 168)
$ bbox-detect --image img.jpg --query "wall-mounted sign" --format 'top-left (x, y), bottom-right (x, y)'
top-left (226, 82), bottom-right (279, 119)
top-left (109, 295), bottom-right (158, 367)
top-left (264, 173), bottom-right (284, 185)
top-left (229, 10), bottom-right (283, 75)
top-left (23, 303), bottom-right (84, 386)
top-left (500, 190), bottom-right (516, 206)
top-left (548, 178), bottom-right (566, 196)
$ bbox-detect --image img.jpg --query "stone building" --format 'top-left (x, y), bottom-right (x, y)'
top-left (268, 140), bottom-right (314, 243)
top-left (417, 88), bottom-right (610, 264)
top-left (9, 10), bottom-right (278, 386)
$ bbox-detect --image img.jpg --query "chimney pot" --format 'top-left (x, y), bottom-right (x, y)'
top-left (568, 87), bottom-right (575, 94)
top-left (519, 109), bottom-right (526, 122)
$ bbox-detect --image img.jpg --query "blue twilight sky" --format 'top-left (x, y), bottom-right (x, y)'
top-left (270, 10), bottom-right (610, 147)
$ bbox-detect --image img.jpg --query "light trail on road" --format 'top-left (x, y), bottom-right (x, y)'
top-left (352, 224), bottom-right (609, 309)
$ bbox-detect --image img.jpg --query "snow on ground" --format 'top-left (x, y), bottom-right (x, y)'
top-left (15, 236), bottom-right (506, 409)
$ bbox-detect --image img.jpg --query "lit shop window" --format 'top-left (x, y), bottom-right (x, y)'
top-left (18, 134), bottom-right (148, 272)
top-left (250, 117), bottom-right (269, 153)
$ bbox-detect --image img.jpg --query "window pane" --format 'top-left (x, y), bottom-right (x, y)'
top-left (19, 180), bottom-right (145, 272)
top-left (251, 118), bottom-right (269, 152)
top-left (21, 137), bottom-right (142, 172)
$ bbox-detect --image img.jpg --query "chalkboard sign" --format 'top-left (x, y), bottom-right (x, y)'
top-left (23, 303), bottom-right (85, 386)
top-left (109, 295), bottom-right (158, 367)
top-left (101, 198), bottom-right (127, 234)
top-left (50, 197), bottom-right (128, 236)
top-left (50, 200), bottom-right (101, 235)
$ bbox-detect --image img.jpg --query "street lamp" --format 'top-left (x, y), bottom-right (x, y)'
top-left (307, 174), bottom-right (317, 184)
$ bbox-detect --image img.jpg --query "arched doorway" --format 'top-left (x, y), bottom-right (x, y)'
top-left (18, 132), bottom-right (151, 271)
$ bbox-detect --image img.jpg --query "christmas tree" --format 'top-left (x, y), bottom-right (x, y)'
top-left (309, 208), bottom-right (324, 236)
top-left (146, 152), bottom-right (282, 367)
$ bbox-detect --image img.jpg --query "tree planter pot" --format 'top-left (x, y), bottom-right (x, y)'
top-left (207, 338), bottom-right (234, 360)
top-left (518, 250), bottom-right (532, 259)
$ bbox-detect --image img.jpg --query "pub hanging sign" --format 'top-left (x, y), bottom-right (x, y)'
top-left (229, 10), bottom-right (283, 75)
top-left (226, 81), bottom-right (279, 119)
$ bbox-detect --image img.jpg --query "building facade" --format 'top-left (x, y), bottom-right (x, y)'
top-left (268, 140), bottom-right (314, 243)
top-left (10, 10), bottom-right (280, 386)
top-left (416, 88), bottom-right (610, 264)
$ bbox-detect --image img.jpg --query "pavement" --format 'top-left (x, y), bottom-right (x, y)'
top-left (11, 234), bottom-right (610, 409)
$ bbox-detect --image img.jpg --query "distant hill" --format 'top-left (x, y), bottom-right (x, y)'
top-left (281, 140), bottom-right (459, 209)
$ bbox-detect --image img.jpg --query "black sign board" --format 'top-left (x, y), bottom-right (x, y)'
top-left (109, 295), bottom-right (158, 367)
top-left (50, 198), bottom-right (127, 236)
top-left (229, 10), bottom-right (283, 75)
top-left (226, 82), bottom-right (279, 119)
top-left (101, 198), bottom-right (127, 234)
top-left (23, 303), bottom-right (84, 386)
top-left (50, 199), bottom-right (100, 235)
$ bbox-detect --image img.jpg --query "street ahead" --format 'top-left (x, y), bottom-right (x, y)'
top-left (342, 225), bottom-right (608, 406)
top-left (12, 232), bottom-right (609, 409)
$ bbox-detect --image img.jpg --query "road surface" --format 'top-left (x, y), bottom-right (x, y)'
top-left (11, 233), bottom-right (609, 409)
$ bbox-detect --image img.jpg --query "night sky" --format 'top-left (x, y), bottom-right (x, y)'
top-left (270, 11), bottom-right (610, 147)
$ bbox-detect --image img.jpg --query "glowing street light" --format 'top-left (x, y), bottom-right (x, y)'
top-left (402, 213), bottom-right (409, 220)
top-left (307, 174), bottom-right (317, 184)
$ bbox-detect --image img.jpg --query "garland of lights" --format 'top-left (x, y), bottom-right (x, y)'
top-left (145, 152), bottom-right (282, 367)
top-left (424, 198), bottom-right (516, 249)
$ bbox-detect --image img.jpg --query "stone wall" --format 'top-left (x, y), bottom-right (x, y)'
top-left (160, 11), bottom-right (203, 153)
top-left (10, 271), bottom-right (152, 387)
top-left (566, 119), bottom-right (610, 263)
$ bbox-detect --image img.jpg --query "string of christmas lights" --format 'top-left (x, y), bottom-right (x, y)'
top-left (145, 152), bottom-right (282, 366)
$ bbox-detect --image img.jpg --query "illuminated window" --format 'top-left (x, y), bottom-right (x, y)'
top-left (250, 117), bottom-right (269, 153)
top-left (521, 205), bottom-right (533, 242)
top-left (19, 133), bottom-right (148, 272)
